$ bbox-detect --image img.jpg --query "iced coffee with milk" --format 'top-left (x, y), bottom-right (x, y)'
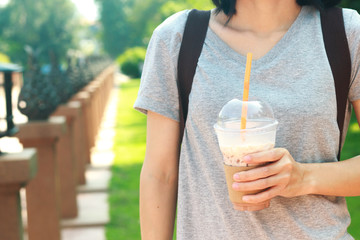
top-left (214, 99), bottom-right (278, 211)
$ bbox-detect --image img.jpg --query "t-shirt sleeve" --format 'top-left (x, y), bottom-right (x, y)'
top-left (133, 30), bottom-right (180, 122)
top-left (346, 9), bottom-right (360, 102)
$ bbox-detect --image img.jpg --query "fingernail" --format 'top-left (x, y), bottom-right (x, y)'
top-left (243, 155), bottom-right (251, 162)
top-left (242, 196), bottom-right (250, 202)
top-left (233, 173), bottom-right (240, 180)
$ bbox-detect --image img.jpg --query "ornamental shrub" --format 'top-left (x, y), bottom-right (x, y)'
top-left (117, 47), bottom-right (146, 78)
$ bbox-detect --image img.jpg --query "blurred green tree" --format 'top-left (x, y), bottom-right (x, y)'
top-left (0, 0), bottom-right (78, 67)
top-left (96, 0), bottom-right (213, 58)
top-left (341, 0), bottom-right (360, 11)
top-left (140, 0), bottom-right (213, 44)
top-left (95, 0), bottom-right (134, 58)
top-left (127, 0), bottom-right (168, 48)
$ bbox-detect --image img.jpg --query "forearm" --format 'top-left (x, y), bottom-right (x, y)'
top-left (139, 111), bottom-right (181, 239)
top-left (304, 155), bottom-right (360, 196)
top-left (140, 167), bottom-right (178, 240)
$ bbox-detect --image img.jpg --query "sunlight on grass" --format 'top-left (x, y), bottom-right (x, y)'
top-left (350, 122), bottom-right (360, 132)
top-left (106, 79), bottom-right (145, 240)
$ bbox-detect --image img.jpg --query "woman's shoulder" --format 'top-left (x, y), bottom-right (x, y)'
top-left (343, 8), bottom-right (360, 35)
top-left (152, 10), bottom-right (190, 41)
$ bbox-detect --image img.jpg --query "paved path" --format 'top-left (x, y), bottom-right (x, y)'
top-left (60, 73), bottom-right (123, 240)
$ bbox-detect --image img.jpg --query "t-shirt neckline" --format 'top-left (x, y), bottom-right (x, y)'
top-left (206, 6), bottom-right (309, 68)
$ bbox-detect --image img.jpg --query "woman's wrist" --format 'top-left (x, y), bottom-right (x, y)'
top-left (299, 162), bottom-right (318, 196)
top-left (299, 157), bottom-right (360, 197)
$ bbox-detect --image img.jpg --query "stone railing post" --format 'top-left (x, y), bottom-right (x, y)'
top-left (83, 65), bottom-right (115, 143)
top-left (0, 149), bottom-right (37, 240)
top-left (55, 101), bottom-right (87, 185)
top-left (16, 117), bottom-right (66, 240)
top-left (71, 92), bottom-right (92, 164)
top-left (51, 104), bottom-right (82, 218)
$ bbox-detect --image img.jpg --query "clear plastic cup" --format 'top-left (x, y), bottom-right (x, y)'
top-left (214, 99), bottom-right (278, 211)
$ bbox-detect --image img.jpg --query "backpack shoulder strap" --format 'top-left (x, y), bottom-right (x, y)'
top-left (320, 7), bottom-right (351, 161)
top-left (178, 9), bottom-right (211, 138)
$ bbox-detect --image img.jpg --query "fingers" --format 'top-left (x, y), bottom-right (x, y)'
top-left (230, 148), bottom-right (298, 202)
top-left (242, 186), bottom-right (283, 203)
top-left (232, 171), bottom-right (290, 192)
top-left (233, 163), bottom-right (277, 182)
top-left (233, 155), bottom-right (294, 182)
top-left (243, 148), bottom-right (289, 165)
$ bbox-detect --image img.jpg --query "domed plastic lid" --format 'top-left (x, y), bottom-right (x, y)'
top-left (216, 99), bottom-right (277, 130)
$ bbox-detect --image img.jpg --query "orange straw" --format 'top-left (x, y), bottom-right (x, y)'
top-left (240, 53), bottom-right (253, 129)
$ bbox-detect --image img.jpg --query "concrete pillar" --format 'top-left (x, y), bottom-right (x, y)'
top-left (72, 92), bottom-right (92, 164)
top-left (16, 117), bottom-right (66, 240)
top-left (57, 101), bottom-right (87, 185)
top-left (52, 105), bottom-right (81, 218)
top-left (0, 149), bottom-right (37, 240)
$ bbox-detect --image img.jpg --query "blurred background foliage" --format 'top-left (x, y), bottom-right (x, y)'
top-left (116, 47), bottom-right (146, 78)
top-left (94, 0), bottom-right (213, 76)
top-left (340, 0), bottom-right (360, 11)
top-left (95, 0), bottom-right (213, 59)
top-left (0, 0), bottom-right (79, 68)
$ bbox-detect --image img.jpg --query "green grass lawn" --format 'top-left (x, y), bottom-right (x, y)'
top-left (105, 79), bottom-right (145, 240)
top-left (342, 112), bottom-right (360, 239)
top-left (106, 79), bottom-right (360, 239)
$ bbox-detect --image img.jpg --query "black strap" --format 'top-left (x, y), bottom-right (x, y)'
top-left (178, 9), bottom-right (211, 138)
top-left (320, 7), bottom-right (351, 161)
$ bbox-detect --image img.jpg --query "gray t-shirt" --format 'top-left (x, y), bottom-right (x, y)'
top-left (134, 6), bottom-right (360, 240)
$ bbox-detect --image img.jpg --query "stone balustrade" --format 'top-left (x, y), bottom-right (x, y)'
top-left (0, 64), bottom-right (115, 240)
top-left (0, 149), bottom-right (37, 240)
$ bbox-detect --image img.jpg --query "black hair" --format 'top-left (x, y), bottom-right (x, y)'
top-left (212, 0), bottom-right (342, 20)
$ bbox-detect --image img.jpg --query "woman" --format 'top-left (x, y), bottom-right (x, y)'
top-left (134, 0), bottom-right (360, 239)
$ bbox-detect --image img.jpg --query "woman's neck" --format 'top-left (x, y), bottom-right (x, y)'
top-left (217, 0), bottom-right (301, 37)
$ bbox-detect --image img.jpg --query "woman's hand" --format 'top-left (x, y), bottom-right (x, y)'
top-left (232, 100), bottom-right (360, 203)
top-left (232, 148), bottom-right (308, 204)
